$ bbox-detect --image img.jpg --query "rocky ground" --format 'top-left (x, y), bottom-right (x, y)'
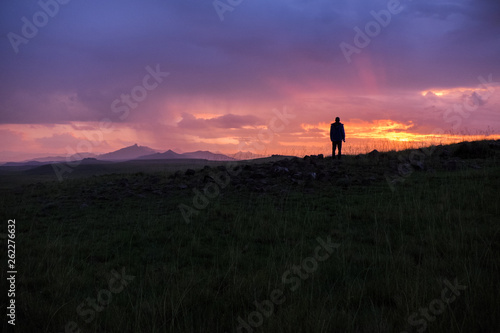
top-left (23, 140), bottom-right (500, 215)
top-left (147, 139), bottom-right (500, 194)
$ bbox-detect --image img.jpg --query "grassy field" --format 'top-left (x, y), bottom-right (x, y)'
top-left (1, 141), bottom-right (499, 332)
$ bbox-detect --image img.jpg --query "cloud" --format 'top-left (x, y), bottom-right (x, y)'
top-left (35, 133), bottom-right (82, 150)
top-left (462, 91), bottom-right (487, 108)
top-left (0, 128), bottom-right (32, 151)
top-left (0, 0), bottom-right (498, 159)
top-left (178, 113), bottom-right (262, 130)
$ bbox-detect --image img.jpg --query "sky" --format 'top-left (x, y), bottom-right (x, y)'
top-left (1, 0), bottom-right (499, 161)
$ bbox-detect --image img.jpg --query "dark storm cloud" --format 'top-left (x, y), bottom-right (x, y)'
top-left (0, 0), bottom-right (498, 126)
top-left (178, 113), bottom-right (262, 130)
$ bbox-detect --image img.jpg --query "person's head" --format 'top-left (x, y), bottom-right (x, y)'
top-left (335, 117), bottom-right (340, 123)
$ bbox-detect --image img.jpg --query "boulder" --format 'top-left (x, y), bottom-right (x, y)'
top-left (272, 166), bottom-right (290, 176)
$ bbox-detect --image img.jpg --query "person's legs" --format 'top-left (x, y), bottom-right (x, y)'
top-left (332, 141), bottom-right (341, 159)
top-left (337, 141), bottom-right (342, 159)
top-left (332, 141), bottom-right (336, 159)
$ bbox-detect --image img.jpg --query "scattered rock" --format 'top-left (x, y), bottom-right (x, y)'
top-left (250, 172), bottom-right (266, 180)
top-left (272, 166), bottom-right (289, 176)
top-left (443, 159), bottom-right (465, 171)
top-left (453, 141), bottom-right (494, 159)
top-left (489, 142), bottom-right (500, 150)
top-left (204, 175), bottom-right (215, 183)
top-left (411, 160), bottom-right (425, 171)
top-left (118, 178), bottom-right (129, 187)
top-left (433, 145), bottom-right (451, 158)
top-left (291, 178), bottom-right (304, 186)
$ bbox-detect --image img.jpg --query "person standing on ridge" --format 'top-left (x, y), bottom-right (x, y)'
top-left (330, 117), bottom-right (345, 160)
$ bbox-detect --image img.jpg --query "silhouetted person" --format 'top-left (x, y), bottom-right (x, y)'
top-left (330, 117), bottom-right (345, 160)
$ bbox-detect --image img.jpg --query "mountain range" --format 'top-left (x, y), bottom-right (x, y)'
top-left (1, 144), bottom-right (263, 166)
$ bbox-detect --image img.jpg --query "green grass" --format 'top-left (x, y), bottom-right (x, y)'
top-left (1, 153), bottom-right (499, 332)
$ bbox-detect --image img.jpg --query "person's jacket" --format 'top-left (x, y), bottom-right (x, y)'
top-left (330, 122), bottom-right (345, 142)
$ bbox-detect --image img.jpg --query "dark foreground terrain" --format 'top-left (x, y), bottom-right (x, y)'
top-left (1, 140), bottom-right (499, 332)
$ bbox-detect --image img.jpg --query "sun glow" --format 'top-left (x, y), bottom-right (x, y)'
top-left (421, 85), bottom-right (494, 97)
top-left (295, 119), bottom-right (500, 155)
top-left (191, 113), bottom-right (222, 119)
top-left (300, 119), bottom-right (420, 142)
top-left (186, 135), bottom-right (240, 145)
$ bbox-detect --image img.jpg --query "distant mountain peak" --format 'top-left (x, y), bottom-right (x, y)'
top-left (98, 144), bottom-right (158, 161)
top-left (136, 149), bottom-right (183, 160)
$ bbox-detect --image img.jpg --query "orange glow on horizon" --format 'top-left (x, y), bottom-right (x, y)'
top-left (2, 118), bottom-right (499, 161)
top-left (301, 119), bottom-right (419, 142)
top-left (293, 119), bottom-right (500, 155)
top-left (191, 112), bottom-right (222, 119)
top-left (421, 85), bottom-right (493, 97)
